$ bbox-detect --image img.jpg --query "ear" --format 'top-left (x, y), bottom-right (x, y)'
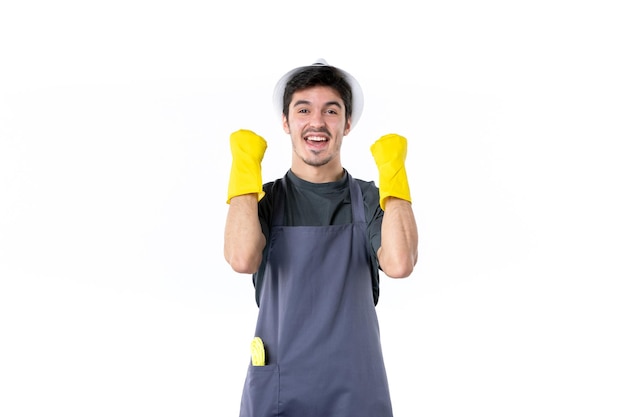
top-left (344, 118), bottom-right (352, 136)
top-left (282, 114), bottom-right (290, 134)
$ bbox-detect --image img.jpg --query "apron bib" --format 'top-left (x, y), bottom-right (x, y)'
top-left (239, 174), bottom-right (393, 417)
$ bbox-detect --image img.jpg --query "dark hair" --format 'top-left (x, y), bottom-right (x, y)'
top-left (282, 65), bottom-right (353, 123)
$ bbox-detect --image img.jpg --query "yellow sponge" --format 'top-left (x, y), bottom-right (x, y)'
top-left (250, 337), bottom-right (266, 366)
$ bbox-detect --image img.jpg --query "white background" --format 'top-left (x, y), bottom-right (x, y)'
top-left (1, 1), bottom-right (624, 416)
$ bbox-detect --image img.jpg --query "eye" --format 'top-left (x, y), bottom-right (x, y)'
top-left (297, 108), bottom-right (309, 114)
top-left (325, 108), bottom-right (339, 115)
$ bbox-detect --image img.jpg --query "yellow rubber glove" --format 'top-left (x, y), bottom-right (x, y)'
top-left (227, 129), bottom-right (267, 204)
top-left (370, 133), bottom-right (412, 210)
top-left (250, 337), bottom-right (266, 366)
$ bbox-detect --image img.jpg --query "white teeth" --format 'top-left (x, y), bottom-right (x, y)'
top-left (307, 136), bottom-right (327, 142)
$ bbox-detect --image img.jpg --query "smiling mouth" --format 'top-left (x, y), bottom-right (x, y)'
top-left (305, 135), bottom-right (329, 143)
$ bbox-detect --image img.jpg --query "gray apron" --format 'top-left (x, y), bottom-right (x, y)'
top-left (239, 174), bottom-right (393, 417)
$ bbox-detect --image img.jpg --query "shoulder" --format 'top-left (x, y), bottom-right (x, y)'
top-left (262, 179), bottom-right (280, 195)
top-left (260, 179), bottom-right (282, 209)
top-left (354, 177), bottom-right (378, 191)
top-left (352, 177), bottom-right (382, 224)
top-left (353, 178), bottom-right (380, 204)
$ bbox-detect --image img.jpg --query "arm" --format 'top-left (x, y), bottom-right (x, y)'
top-left (224, 194), bottom-right (266, 274)
top-left (223, 129), bottom-right (268, 274)
top-left (377, 197), bottom-right (418, 278)
top-left (371, 134), bottom-right (418, 278)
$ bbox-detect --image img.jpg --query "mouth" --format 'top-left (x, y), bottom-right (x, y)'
top-left (304, 135), bottom-right (329, 143)
top-left (303, 134), bottom-right (330, 152)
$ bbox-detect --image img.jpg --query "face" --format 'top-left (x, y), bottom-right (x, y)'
top-left (283, 86), bottom-right (351, 174)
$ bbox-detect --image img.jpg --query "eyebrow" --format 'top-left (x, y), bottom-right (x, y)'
top-left (293, 99), bottom-right (343, 109)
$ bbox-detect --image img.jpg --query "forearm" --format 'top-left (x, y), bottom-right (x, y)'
top-left (224, 194), bottom-right (266, 274)
top-left (377, 197), bottom-right (418, 278)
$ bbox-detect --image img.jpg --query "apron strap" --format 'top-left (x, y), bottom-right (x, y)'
top-left (348, 173), bottom-right (366, 224)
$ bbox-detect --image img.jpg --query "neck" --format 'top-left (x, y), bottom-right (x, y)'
top-left (290, 161), bottom-right (344, 183)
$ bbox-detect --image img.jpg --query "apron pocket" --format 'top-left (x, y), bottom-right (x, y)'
top-left (240, 364), bottom-right (279, 417)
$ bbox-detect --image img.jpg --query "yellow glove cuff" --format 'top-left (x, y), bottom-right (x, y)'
top-left (227, 129), bottom-right (267, 204)
top-left (370, 133), bottom-right (412, 210)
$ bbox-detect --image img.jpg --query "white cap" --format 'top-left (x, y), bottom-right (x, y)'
top-left (272, 58), bottom-right (365, 128)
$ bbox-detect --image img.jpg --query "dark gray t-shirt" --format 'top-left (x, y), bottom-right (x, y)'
top-left (253, 169), bottom-right (384, 305)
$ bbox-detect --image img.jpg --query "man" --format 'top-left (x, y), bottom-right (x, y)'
top-left (224, 59), bottom-right (418, 417)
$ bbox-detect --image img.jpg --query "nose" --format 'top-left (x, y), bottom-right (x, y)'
top-left (309, 110), bottom-right (325, 127)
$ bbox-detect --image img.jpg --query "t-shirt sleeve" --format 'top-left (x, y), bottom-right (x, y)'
top-left (252, 181), bottom-right (277, 306)
top-left (360, 180), bottom-right (384, 268)
top-left (258, 181), bottom-right (276, 242)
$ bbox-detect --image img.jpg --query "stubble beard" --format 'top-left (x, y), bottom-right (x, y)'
top-left (297, 150), bottom-right (333, 167)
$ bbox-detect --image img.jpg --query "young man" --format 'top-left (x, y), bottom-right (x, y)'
top-left (224, 59), bottom-right (418, 417)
